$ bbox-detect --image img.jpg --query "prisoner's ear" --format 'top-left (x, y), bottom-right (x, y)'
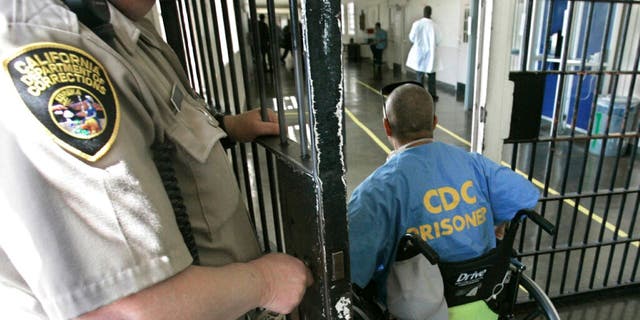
top-left (383, 118), bottom-right (393, 137)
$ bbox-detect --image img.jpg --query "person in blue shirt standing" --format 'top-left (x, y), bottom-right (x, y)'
top-left (348, 82), bottom-right (540, 319)
top-left (370, 22), bottom-right (387, 72)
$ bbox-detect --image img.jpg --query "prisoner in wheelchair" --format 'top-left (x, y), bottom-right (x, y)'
top-left (348, 81), bottom-right (559, 320)
top-left (351, 210), bottom-right (560, 320)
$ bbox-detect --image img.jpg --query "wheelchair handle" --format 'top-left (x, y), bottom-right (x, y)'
top-left (513, 209), bottom-right (556, 235)
top-left (399, 233), bottom-right (440, 265)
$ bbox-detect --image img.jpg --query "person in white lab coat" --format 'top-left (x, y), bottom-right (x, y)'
top-left (406, 5), bottom-right (441, 102)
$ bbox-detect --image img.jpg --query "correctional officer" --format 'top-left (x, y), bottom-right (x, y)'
top-left (0, 0), bottom-right (312, 319)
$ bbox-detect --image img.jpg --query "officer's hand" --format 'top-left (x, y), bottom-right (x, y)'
top-left (249, 253), bottom-right (313, 314)
top-left (223, 109), bottom-right (279, 142)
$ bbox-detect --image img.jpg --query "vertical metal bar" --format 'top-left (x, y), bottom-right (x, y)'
top-left (185, 1), bottom-right (221, 110)
top-left (515, 0), bottom-right (549, 259)
top-left (266, 153), bottom-right (283, 252)
top-left (616, 30), bottom-right (640, 285)
top-left (532, 1), bottom-right (576, 285)
top-left (289, 0), bottom-right (310, 158)
top-left (509, 144), bottom-right (518, 172)
top-left (188, 1), bottom-right (217, 107)
top-left (597, 2), bottom-right (634, 287)
top-left (633, 232), bottom-right (640, 281)
top-left (555, 0), bottom-right (596, 294)
top-left (249, 0), bottom-right (283, 254)
top-left (231, 0), bottom-right (253, 104)
top-left (627, 181), bottom-right (640, 282)
top-left (184, 1), bottom-right (208, 99)
top-left (248, 0), bottom-right (270, 125)
top-left (254, 149), bottom-right (271, 253)
top-left (509, 143), bottom-right (526, 255)
top-left (520, 0), bottom-right (534, 71)
top-left (540, 0), bottom-right (556, 71)
top-left (201, 0), bottom-right (238, 179)
top-left (619, 179), bottom-right (640, 283)
top-left (569, 4), bottom-right (609, 292)
top-left (198, 0), bottom-right (228, 110)
top-left (297, 0), bottom-right (349, 318)
top-left (266, 0), bottom-right (288, 144)
top-left (587, 7), bottom-right (629, 290)
top-left (178, 1), bottom-right (204, 93)
top-left (159, 1), bottom-right (188, 72)
top-left (574, 1), bottom-right (615, 292)
top-left (516, 141), bottom-right (538, 256)
top-left (197, 1), bottom-right (228, 108)
top-left (229, 0), bottom-right (272, 244)
top-left (216, 0), bottom-right (263, 235)
top-left (515, 0), bottom-right (545, 256)
top-left (246, 0), bottom-right (278, 252)
top-left (191, 4), bottom-right (211, 102)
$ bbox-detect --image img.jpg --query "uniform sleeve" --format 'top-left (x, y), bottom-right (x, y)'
top-left (0, 91), bottom-right (194, 319)
top-left (348, 180), bottom-right (395, 288)
top-left (476, 155), bottom-right (540, 224)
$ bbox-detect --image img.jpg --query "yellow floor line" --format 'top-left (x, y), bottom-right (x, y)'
top-left (353, 79), bottom-right (637, 247)
top-left (355, 79), bottom-right (470, 148)
top-left (506, 163), bottom-right (636, 246)
top-left (356, 79), bottom-right (380, 96)
top-left (435, 124), bottom-right (472, 147)
top-left (345, 108), bottom-right (391, 155)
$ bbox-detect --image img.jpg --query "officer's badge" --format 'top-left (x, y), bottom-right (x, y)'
top-left (3, 42), bottom-right (119, 162)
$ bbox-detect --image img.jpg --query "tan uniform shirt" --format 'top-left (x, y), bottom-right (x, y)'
top-left (0, 1), bottom-right (261, 318)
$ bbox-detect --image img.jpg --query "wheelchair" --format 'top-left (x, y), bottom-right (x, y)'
top-left (352, 209), bottom-right (560, 320)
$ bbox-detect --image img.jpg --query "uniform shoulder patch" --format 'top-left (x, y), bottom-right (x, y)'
top-left (3, 42), bottom-right (120, 162)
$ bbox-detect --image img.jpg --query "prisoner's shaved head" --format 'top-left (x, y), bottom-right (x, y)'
top-left (384, 84), bottom-right (435, 144)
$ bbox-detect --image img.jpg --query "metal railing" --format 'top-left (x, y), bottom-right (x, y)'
top-left (507, 0), bottom-right (640, 303)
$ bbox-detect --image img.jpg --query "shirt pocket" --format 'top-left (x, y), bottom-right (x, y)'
top-left (163, 95), bottom-right (244, 236)
top-left (166, 96), bottom-right (226, 163)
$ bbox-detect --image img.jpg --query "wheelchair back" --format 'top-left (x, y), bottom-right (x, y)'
top-left (353, 209), bottom-right (557, 320)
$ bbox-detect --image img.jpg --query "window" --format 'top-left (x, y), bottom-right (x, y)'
top-left (347, 2), bottom-right (355, 35)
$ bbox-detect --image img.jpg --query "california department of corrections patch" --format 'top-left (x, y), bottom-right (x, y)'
top-left (3, 42), bottom-right (119, 162)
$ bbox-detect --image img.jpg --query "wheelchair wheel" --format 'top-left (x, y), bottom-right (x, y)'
top-left (512, 273), bottom-right (560, 320)
top-left (351, 285), bottom-right (387, 320)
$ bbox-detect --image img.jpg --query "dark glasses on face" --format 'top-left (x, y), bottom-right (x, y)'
top-left (380, 81), bottom-right (424, 118)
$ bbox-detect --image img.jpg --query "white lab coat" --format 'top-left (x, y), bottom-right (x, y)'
top-left (406, 17), bottom-right (440, 73)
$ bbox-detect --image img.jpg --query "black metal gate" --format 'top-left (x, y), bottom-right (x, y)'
top-left (158, 0), bottom-right (350, 318)
top-left (506, 0), bottom-right (640, 303)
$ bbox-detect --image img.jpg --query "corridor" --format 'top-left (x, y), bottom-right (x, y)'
top-left (338, 58), bottom-right (640, 320)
